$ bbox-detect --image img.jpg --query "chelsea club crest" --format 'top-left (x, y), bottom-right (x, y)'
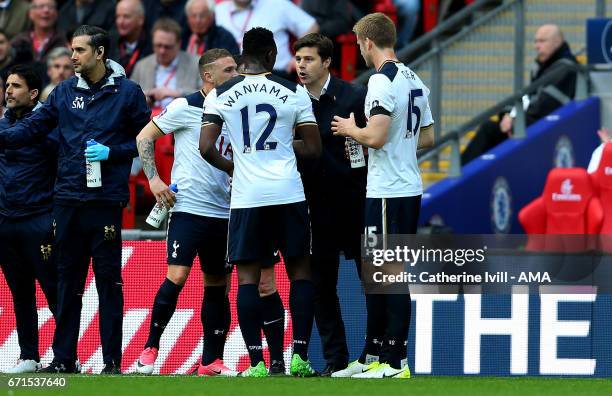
top-left (490, 177), bottom-right (512, 234)
top-left (554, 135), bottom-right (574, 168)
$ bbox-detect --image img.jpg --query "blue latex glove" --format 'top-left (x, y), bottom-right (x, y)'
top-left (84, 143), bottom-right (110, 161)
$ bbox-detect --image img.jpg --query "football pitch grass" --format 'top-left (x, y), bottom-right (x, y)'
top-left (2, 375), bottom-right (612, 396)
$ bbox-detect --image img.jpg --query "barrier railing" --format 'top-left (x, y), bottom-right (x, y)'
top-left (417, 60), bottom-right (590, 177)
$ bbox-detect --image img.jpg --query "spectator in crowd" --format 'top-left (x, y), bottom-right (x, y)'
top-left (183, 0), bottom-right (239, 57)
top-left (57, 0), bottom-right (116, 38)
top-left (393, 0), bottom-right (420, 49)
top-left (215, 0), bottom-right (319, 78)
top-left (109, 0), bottom-right (151, 78)
top-left (11, 0), bottom-right (67, 63)
top-left (461, 24), bottom-right (577, 165)
top-left (0, 29), bottom-right (16, 78)
top-left (143, 0), bottom-right (187, 34)
top-left (0, 0), bottom-right (31, 39)
top-left (301, 0), bottom-right (353, 40)
top-left (40, 46), bottom-right (73, 101)
top-left (0, 64), bottom-right (58, 374)
top-left (0, 25), bottom-right (150, 374)
top-left (131, 17), bottom-right (200, 114)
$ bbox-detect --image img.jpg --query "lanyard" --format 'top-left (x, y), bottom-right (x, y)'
top-left (30, 31), bottom-right (50, 59)
top-left (156, 65), bottom-right (178, 88)
top-left (153, 64), bottom-right (178, 109)
top-left (230, 7), bottom-right (254, 47)
top-left (187, 34), bottom-right (206, 56)
top-left (120, 44), bottom-right (141, 76)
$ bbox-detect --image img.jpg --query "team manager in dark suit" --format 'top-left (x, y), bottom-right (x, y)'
top-left (294, 33), bottom-right (367, 376)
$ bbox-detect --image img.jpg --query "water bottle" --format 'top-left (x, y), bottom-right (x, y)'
top-left (146, 184), bottom-right (179, 228)
top-left (347, 137), bottom-right (366, 168)
top-left (86, 139), bottom-right (102, 188)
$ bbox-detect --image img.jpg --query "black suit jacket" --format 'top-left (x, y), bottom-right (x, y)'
top-left (299, 75), bottom-right (367, 258)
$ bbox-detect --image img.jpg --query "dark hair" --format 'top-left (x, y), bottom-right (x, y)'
top-left (0, 28), bottom-right (7, 40)
top-left (234, 54), bottom-right (243, 66)
top-left (199, 48), bottom-right (233, 71)
top-left (72, 25), bottom-right (110, 61)
top-left (293, 33), bottom-right (333, 62)
top-left (242, 27), bottom-right (276, 60)
top-left (152, 17), bottom-right (182, 43)
top-left (7, 64), bottom-right (42, 102)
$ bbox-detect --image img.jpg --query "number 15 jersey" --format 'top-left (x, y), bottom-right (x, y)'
top-left (203, 73), bottom-right (317, 209)
top-left (365, 60), bottom-right (434, 198)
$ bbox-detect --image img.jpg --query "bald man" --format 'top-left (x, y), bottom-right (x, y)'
top-left (181, 0), bottom-right (239, 56)
top-left (109, 0), bottom-right (152, 77)
top-left (461, 24), bottom-right (577, 165)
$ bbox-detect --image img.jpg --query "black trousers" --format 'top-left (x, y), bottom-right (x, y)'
top-left (308, 184), bottom-right (364, 368)
top-left (0, 212), bottom-right (57, 361)
top-left (51, 205), bottom-right (123, 365)
top-left (311, 253), bottom-right (356, 367)
top-left (460, 119), bottom-right (509, 165)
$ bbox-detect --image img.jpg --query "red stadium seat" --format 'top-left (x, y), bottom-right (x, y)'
top-left (336, 33), bottom-right (358, 81)
top-left (519, 168), bottom-right (603, 251)
top-left (423, 0), bottom-right (439, 32)
top-left (589, 143), bottom-right (612, 251)
top-left (373, 0), bottom-right (398, 24)
top-left (590, 143), bottom-right (612, 233)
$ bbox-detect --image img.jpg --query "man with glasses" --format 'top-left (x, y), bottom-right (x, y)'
top-left (10, 0), bottom-right (67, 63)
top-left (131, 17), bottom-right (200, 114)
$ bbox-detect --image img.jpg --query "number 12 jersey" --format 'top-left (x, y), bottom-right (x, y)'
top-left (202, 73), bottom-right (317, 209)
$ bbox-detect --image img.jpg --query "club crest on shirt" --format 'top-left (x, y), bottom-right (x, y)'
top-left (104, 225), bottom-right (117, 241)
top-left (40, 244), bottom-right (52, 261)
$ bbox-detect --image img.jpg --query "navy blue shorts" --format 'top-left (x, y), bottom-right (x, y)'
top-left (227, 201), bottom-right (310, 264)
top-left (166, 212), bottom-right (231, 275)
top-left (364, 196), bottom-right (421, 236)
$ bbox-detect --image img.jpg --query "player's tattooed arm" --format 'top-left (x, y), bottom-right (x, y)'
top-left (136, 121), bottom-right (165, 180)
top-left (136, 121), bottom-right (176, 206)
top-left (138, 137), bottom-right (158, 180)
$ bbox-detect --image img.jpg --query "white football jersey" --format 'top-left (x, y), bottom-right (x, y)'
top-left (365, 60), bottom-right (434, 198)
top-left (152, 90), bottom-right (232, 218)
top-left (202, 73), bottom-right (316, 209)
